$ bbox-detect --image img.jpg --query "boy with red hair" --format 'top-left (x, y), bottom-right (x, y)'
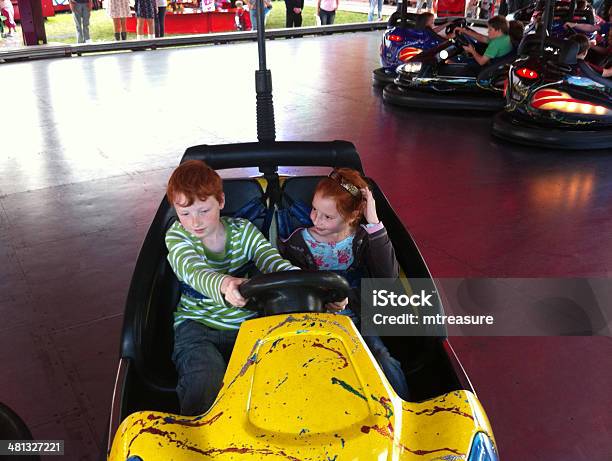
top-left (165, 160), bottom-right (298, 415)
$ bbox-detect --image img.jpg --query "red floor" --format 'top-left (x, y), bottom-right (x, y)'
top-left (1, 31), bottom-right (611, 460)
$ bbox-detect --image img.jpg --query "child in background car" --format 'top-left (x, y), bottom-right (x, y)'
top-left (569, 33), bottom-right (591, 61)
top-left (278, 168), bottom-right (410, 400)
top-left (565, 5), bottom-right (611, 43)
top-left (567, 33), bottom-right (610, 76)
top-left (456, 15), bottom-right (513, 66)
top-left (416, 12), bottom-right (455, 38)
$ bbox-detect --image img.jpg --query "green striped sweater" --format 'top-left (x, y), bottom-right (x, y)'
top-left (165, 217), bottom-right (296, 330)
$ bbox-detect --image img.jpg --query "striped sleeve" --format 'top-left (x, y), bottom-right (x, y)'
top-left (241, 220), bottom-right (298, 273)
top-left (165, 224), bottom-right (227, 306)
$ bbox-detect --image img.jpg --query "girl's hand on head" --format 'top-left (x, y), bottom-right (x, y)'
top-left (221, 276), bottom-right (248, 307)
top-left (361, 188), bottom-right (380, 225)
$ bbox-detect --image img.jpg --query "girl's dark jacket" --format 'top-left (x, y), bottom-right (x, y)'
top-left (277, 224), bottom-right (399, 314)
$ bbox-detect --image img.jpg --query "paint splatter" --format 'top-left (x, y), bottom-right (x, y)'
top-left (129, 424), bottom-right (305, 461)
top-left (163, 411), bottom-right (224, 427)
top-left (330, 377), bottom-right (367, 401)
top-left (264, 314), bottom-right (358, 350)
top-left (226, 340), bottom-right (262, 390)
top-left (360, 424), bottom-right (465, 457)
top-left (267, 338), bottom-right (284, 353)
top-left (312, 342), bottom-right (349, 368)
top-left (275, 374), bottom-right (289, 390)
top-left (406, 406), bottom-right (474, 421)
top-left (334, 434), bottom-right (346, 448)
top-left (371, 395), bottom-right (394, 419)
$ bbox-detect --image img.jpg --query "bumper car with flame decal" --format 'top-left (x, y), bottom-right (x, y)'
top-left (372, 15), bottom-right (471, 87)
top-left (492, 39), bottom-right (612, 149)
top-left (382, 31), bottom-right (515, 110)
top-left (105, 142), bottom-right (498, 461)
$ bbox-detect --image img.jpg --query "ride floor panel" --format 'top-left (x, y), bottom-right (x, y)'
top-left (1, 31), bottom-right (611, 461)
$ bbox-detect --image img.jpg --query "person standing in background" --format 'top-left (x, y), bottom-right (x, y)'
top-left (0, 0), bottom-right (17, 38)
top-left (235, 0), bottom-right (251, 30)
top-left (367, 0), bottom-right (382, 21)
top-left (107, 0), bottom-right (130, 40)
top-left (285, 0), bottom-right (303, 27)
top-left (155, 0), bottom-right (167, 36)
top-left (248, 0), bottom-right (272, 30)
top-left (466, 0), bottom-right (479, 18)
top-left (135, 0), bottom-right (157, 39)
top-left (70, 0), bottom-right (93, 43)
top-left (415, 0), bottom-right (432, 13)
top-left (317, 0), bottom-right (338, 25)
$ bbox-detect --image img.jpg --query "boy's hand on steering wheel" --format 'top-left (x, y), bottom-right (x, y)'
top-left (361, 188), bottom-right (380, 225)
top-left (221, 276), bottom-right (248, 307)
top-left (326, 297), bottom-right (348, 313)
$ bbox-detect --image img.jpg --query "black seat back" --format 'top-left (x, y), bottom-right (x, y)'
top-left (478, 51), bottom-right (519, 87)
top-left (278, 176), bottom-right (321, 239)
top-left (559, 39), bottom-right (579, 65)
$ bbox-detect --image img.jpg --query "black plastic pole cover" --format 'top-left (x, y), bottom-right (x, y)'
top-left (256, 70), bottom-right (276, 142)
top-left (254, 0), bottom-right (275, 142)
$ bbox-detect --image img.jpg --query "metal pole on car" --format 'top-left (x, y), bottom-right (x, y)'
top-left (253, 0), bottom-right (281, 203)
top-left (255, 0), bottom-right (276, 143)
top-left (539, 0), bottom-right (553, 57)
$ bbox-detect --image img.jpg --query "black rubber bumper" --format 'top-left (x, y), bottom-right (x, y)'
top-left (382, 83), bottom-right (504, 111)
top-left (372, 67), bottom-right (397, 87)
top-left (492, 111), bottom-right (612, 150)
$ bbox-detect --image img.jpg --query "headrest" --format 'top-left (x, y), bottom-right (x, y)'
top-left (559, 39), bottom-right (579, 65)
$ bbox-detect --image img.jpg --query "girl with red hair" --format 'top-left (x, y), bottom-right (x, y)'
top-left (279, 168), bottom-right (409, 400)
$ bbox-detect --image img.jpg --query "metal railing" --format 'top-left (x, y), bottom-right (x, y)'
top-left (0, 15), bottom-right (488, 63)
top-left (0, 21), bottom-right (388, 63)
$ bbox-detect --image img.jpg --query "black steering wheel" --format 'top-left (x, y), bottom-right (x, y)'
top-left (445, 17), bottom-right (467, 35)
top-left (239, 270), bottom-right (350, 316)
top-left (453, 31), bottom-right (471, 47)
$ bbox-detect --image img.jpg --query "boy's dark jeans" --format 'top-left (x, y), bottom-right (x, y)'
top-left (172, 320), bottom-right (238, 416)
